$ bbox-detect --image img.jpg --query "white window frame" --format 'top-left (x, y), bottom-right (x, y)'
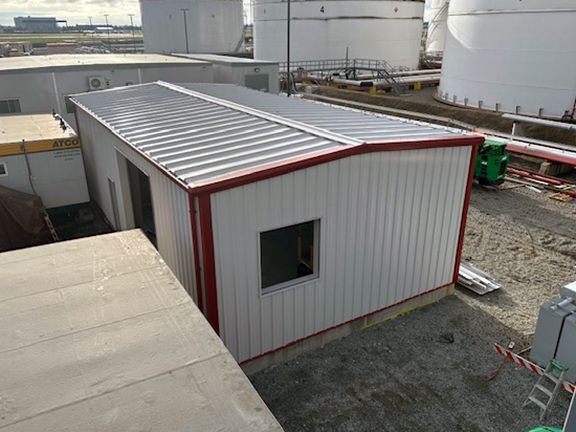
top-left (258, 218), bottom-right (321, 296)
top-left (0, 162), bottom-right (7, 177)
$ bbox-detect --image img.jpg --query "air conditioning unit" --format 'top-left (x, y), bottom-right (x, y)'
top-left (88, 76), bottom-right (108, 91)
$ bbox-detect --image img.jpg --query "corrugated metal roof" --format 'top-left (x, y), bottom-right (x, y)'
top-left (71, 82), bottom-right (344, 187)
top-left (180, 83), bottom-right (455, 142)
top-left (71, 81), bottom-right (462, 188)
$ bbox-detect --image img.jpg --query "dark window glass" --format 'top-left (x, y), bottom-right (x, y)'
top-left (260, 220), bottom-right (318, 292)
top-left (0, 99), bottom-right (21, 114)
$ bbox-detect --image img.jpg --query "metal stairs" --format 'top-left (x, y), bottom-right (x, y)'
top-left (280, 58), bottom-right (408, 94)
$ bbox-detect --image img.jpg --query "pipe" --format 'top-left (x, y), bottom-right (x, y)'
top-left (331, 78), bottom-right (374, 87)
top-left (503, 113), bottom-right (576, 131)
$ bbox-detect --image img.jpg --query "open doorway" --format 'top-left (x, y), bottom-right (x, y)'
top-left (126, 160), bottom-right (157, 247)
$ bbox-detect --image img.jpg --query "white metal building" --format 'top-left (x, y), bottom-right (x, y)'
top-left (0, 54), bottom-right (213, 126)
top-left (14, 16), bottom-right (61, 33)
top-left (173, 53), bottom-right (280, 93)
top-left (71, 82), bottom-right (481, 365)
top-left (438, 0), bottom-right (576, 119)
top-left (254, 0), bottom-right (425, 69)
top-left (140, 0), bottom-right (244, 54)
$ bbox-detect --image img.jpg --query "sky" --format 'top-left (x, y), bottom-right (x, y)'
top-left (0, 0), bottom-right (253, 27)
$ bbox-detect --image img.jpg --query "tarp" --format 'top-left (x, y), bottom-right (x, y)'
top-left (0, 185), bottom-right (53, 252)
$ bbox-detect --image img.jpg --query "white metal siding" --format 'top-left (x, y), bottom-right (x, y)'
top-left (76, 109), bottom-right (197, 300)
top-left (0, 63), bottom-right (212, 127)
top-left (211, 146), bottom-right (471, 362)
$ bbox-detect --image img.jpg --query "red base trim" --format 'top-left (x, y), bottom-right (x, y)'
top-left (239, 282), bottom-right (454, 366)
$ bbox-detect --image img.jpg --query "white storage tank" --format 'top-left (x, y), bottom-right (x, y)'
top-left (438, 0), bottom-right (576, 119)
top-left (140, 0), bottom-right (244, 54)
top-left (254, 0), bottom-right (425, 69)
top-left (424, 0), bottom-right (448, 55)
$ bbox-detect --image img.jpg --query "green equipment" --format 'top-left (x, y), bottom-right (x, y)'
top-left (474, 139), bottom-right (510, 185)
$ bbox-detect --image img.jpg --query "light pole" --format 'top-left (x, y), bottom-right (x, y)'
top-left (286, 0), bottom-right (291, 96)
top-left (88, 16), bottom-right (93, 38)
top-left (128, 14), bottom-right (136, 53)
top-left (180, 9), bottom-right (190, 54)
top-left (104, 14), bottom-right (111, 51)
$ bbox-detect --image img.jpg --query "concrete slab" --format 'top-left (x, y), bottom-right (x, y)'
top-left (0, 230), bottom-right (283, 432)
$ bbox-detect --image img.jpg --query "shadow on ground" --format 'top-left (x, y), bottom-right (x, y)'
top-left (250, 296), bottom-right (571, 432)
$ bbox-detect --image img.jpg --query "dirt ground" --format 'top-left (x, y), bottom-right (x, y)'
top-left (250, 183), bottom-right (576, 431)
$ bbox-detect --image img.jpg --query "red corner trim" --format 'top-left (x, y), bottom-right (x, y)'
top-left (452, 140), bottom-right (481, 283)
top-left (188, 192), bottom-right (204, 313)
top-left (197, 193), bottom-right (220, 334)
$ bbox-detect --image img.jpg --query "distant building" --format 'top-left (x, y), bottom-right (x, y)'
top-left (14, 16), bottom-right (63, 33)
top-left (0, 54), bottom-right (214, 125)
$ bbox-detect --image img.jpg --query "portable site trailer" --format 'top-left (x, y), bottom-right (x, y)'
top-left (173, 54), bottom-right (280, 93)
top-left (0, 114), bottom-right (89, 208)
top-left (71, 82), bottom-right (481, 369)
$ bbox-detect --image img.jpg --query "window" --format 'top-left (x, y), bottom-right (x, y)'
top-left (260, 220), bottom-right (319, 293)
top-left (0, 99), bottom-right (21, 114)
top-left (0, 163), bottom-right (7, 176)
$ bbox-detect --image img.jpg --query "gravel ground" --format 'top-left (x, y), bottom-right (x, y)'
top-left (460, 184), bottom-right (576, 340)
top-left (250, 184), bottom-right (576, 432)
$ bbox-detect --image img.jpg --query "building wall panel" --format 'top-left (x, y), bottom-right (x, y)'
top-left (0, 64), bottom-right (213, 127)
top-left (76, 109), bottom-right (197, 300)
top-left (211, 146), bottom-right (472, 362)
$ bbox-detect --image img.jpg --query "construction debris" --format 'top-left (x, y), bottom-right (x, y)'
top-left (549, 193), bottom-right (574, 202)
top-left (506, 166), bottom-right (576, 198)
top-left (458, 261), bottom-right (502, 295)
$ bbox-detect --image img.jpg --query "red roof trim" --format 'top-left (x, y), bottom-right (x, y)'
top-left (189, 135), bottom-right (483, 195)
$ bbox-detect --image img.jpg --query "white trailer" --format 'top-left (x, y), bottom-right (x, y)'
top-left (0, 114), bottom-right (89, 208)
